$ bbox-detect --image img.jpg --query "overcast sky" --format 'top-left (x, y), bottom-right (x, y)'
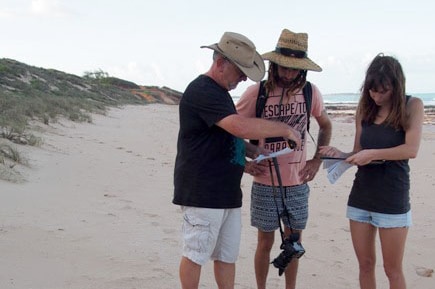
top-left (2, 0), bottom-right (434, 95)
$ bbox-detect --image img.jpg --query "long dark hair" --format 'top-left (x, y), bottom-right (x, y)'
top-left (357, 53), bottom-right (407, 129)
top-left (264, 62), bottom-right (307, 97)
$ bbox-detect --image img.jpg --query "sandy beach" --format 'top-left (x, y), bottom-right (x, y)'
top-left (1, 104), bottom-right (434, 289)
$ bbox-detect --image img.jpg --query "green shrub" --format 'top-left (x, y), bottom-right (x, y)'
top-left (0, 143), bottom-right (26, 165)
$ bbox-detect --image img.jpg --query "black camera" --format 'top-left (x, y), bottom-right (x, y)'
top-left (271, 233), bottom-right (305, 276)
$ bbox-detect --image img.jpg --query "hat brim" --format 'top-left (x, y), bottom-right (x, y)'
top-left (262, 51), bottom-right (322, 72)
top-left (201, 44), bottom-right (265, 82)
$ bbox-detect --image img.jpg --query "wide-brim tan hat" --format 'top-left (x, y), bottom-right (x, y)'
top-left (262, 29), bottom-right (322, 72)
top-left (201, 32), bottom-right (265, 82)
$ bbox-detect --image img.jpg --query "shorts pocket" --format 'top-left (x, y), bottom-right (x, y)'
top-left (182, 213), bottom-right (212, 253)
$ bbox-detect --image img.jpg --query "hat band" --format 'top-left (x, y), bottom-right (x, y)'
top-left (275, 47), bottom-right (307, 58)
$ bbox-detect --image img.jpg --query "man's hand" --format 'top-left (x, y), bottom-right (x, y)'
top-left (286, 127), bottom-right (302, 150)
top-left (299, 158), bottom-right (322, 183)
top-left (244, 160), bottom-right (268, 176)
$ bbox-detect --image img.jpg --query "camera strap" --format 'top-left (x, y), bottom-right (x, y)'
top-left (268, 158), bottom-right (294, 244)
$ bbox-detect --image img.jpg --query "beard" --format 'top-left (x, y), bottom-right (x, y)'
top-left (276, 77), bottom-right (297, 88)
top-left (228, 81), bottom-right (239, 91)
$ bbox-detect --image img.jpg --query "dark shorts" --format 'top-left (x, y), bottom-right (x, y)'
top-left (250, 182), bottom-right (309, 232)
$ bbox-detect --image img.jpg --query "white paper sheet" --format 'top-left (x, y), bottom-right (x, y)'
top-left (254, 147), bottom-right (293, 163)
top-left (322, 158), bottom-right (353, 184)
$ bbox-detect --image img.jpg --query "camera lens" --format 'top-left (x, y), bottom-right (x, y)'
top-left (271, 237), bottom-right (305, 276)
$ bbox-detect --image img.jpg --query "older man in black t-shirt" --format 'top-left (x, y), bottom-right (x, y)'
top-left (173, 32), bottom-right (301, 289)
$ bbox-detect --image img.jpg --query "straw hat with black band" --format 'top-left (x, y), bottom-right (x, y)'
top-left (262, 29), bottom-right (322, 72)
top-left (201, 32), bottom-right (266, 82)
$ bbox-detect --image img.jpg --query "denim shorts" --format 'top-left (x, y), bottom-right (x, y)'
top-left (251, 182), bottom-right (309, 232)
top-left (346, 206), bottom-right (412, 228)
top-left (180, 206), bottom-right (241, 266)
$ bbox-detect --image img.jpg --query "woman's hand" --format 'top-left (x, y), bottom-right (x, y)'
top-left (346, 149), bottom-right (376, 166)
top-left (318, 146), bottom-right (344, 158)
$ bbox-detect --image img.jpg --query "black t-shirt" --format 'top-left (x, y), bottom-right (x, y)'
top-left (173, 75), bottom-right (246, 208)
top-left (348, 121), bottom-right (410, 214)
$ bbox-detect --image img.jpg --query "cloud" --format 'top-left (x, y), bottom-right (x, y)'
top-left (0, 8), bottom-right (16, 19)
top-left (29, 0), bottom-right (69, 17)
top-left (104, 61), bottom-right (171, 88)
top-left (195, 59), bottom-right (207, 76)
top-left (105, 62), bottom-right (144, 84)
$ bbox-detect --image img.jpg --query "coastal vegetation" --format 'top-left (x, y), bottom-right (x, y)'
top-left (0, 58), bottom-right (181, 182)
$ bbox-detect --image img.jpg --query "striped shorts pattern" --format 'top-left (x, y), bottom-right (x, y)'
top-left (251, 182), bottom-right (310, 232)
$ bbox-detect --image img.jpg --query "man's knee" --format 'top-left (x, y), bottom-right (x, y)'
top-left (257, 231), bottom-right (275, 251)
